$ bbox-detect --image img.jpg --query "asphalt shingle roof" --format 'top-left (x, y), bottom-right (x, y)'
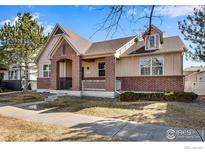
top-left (85, 36), bottom-right (135, 55)
top-left (121, 36), bottom-right (186, 57)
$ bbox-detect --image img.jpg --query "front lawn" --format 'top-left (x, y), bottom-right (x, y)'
top-left (0, 115), bottom-right (111, 141)
top-left (40, 98), bottom-right (205, 130)
top-left (0, 92), bottom-right (46, 105)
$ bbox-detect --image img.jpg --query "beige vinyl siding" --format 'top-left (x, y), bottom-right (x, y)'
top-left (116, 56), bottom-right (140, 76)
top-left (82, 58), bottom-right (105, 78)
top-left (116, 52), bottom-right (182, 77)
top-left (38, 35), bottom-right (61, 78)
top-left (81, 53), bottom-right (182, 78)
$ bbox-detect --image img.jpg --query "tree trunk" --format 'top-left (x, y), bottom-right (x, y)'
top-left (24, 62), bottom-right (29, 92)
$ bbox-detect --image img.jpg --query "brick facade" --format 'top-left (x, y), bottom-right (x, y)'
top-left (105, 56), bottom-right (116, 91)
top-left (117, 76), bottom-right (184, 92)
top-left (37, 78), bottom-right (50, 89)
top-left (50, 40), bottom-right (82, 91)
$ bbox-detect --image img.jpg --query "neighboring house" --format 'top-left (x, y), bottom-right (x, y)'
top-left (0, 64), bottom-right (7, 86)
top-left (2, 63), bottom-right (37, 90)
top-left (36, 24), bottom-right (185, 98)
top-left (184, 66), bottom-right (205, 95)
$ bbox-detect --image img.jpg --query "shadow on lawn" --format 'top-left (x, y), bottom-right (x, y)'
top-left (37, 98), bottom-right (205, 131)
top-left (36, 126), bottom-right (111, 141)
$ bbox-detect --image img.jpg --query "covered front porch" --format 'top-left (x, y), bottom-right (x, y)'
top-left (47, 39), bottom-right (119, 98)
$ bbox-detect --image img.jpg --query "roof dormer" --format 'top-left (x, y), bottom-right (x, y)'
top-left (142, 25), bottom-right (163, 50)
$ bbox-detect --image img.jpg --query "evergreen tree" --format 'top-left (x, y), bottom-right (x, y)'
top-left (0, 12), bottom-right (47, 91)
top-left (178, 6), bottom-right (205, 62)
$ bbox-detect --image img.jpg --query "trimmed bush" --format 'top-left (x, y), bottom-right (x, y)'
top-left (120, 92), bottom-right (198, 102)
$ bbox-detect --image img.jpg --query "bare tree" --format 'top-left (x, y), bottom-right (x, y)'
top-left (90, 5), bottom-right (162, 39)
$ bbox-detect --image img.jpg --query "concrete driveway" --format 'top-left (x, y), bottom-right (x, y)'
top-left (0, 105), bottom-right (204, 141)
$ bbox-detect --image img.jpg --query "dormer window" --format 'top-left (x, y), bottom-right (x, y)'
top-left (145, 34), bottom-right (160, 50)
top-left (143, 25), bottom-right (163, 51)
top-left (149, 35), bottom-right (155, 48)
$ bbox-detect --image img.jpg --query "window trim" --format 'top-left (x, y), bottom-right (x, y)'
top-left (149, 35), bottom-right (155, 48)
top-left (145, 34), bottom-right (160, 50)
top-left (43, 64), bottom-right (51, 78)
top-left (139, 56), bottom-right (164, 76)
top-left (98, 62), bottom-right (105, 77)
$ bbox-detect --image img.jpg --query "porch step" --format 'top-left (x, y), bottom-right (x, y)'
top-left (45, 95), bottom-right (58, 102)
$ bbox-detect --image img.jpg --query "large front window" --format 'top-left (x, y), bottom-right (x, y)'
top-left (43, 64), bottom-right (51, 77)
top-left (98, 62), bottom-right (105, 77)
top-left (140, 57), bottom-right (163, 76)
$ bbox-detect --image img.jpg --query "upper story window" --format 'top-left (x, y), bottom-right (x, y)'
top-left (140, 57), bottom-right (163, 76)
top-left (149, 35), bottom-right (155, 48)
top-left (98, 62), bottom-right (105, 77)
top-left (43, 64), bottom-right (51, 78)
top-left (145, 34), bottom-right (159, 50)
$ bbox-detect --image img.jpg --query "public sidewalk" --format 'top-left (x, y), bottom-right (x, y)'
top-left (0, 105), bottom-right (204, 141)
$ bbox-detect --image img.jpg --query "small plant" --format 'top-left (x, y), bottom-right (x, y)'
top-left (120, 92), bottom-right (198, 102)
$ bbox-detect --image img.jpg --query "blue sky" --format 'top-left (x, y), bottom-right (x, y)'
top-left (0, 5), bottom-right (204, 68)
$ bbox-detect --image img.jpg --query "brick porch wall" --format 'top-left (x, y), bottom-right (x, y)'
top-left (37, 78), bottom-right (50, 89)
top-left (105, 56), bottom-right (115, 91)
top-left (117, 76), bottom-right (184, 92)
top-left (50, 40), bottom-right (82, 91)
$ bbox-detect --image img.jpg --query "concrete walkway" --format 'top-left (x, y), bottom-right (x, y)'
top-left (0, 105), bottom-right (204, 141)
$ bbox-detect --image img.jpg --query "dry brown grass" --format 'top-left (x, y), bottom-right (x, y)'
top-left (0, 115), bottom-right (111, 141)
top-left (0, 92), bottom-right (46, 105)
top-left (41, 98), bottom-right (205, 130)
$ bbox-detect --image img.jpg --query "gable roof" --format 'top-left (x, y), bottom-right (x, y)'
top-left (60, 25), bottom-right (92, 54)
top-left (36, 24), bottom-right (92, 62)
top-left (120, 36), bottom-right (186, 57)
top-left (36, 24), bottom-right (186, 61)
top-left (142, 24), bottom-right (163, 37)
top-left (184, 66), bottom-right (205, 72)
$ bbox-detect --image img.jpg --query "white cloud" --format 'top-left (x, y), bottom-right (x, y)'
top-left (43, 24), bottom-right (54, 35)
top-left (0, 16), bottom-right (19, 26)
top-left (0, 19), bottom-right (11, 26)
top-left (128, 8), bottom-right (137, 15)
top-left (0, 12), bottom-right (53, 35)
top-left (154, 5), bottom-right (202, 18)
top-left (32, 13), bottom-right (40, 20)
top-left (0, 13), bottom-right (39, 26)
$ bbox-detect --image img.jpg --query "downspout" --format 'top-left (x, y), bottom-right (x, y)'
top-left (114, 56), bottom-right (121, 96)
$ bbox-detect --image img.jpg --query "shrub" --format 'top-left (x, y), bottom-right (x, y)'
top-left (120, 92), bottom-right (198, 102)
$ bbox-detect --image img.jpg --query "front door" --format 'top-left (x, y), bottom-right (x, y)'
top-left (57, 60), bottom-right (72, 90)
top-left (58, 77), bottom-right (72, 90)
top-left (82, 67), bottom-right (84, 80)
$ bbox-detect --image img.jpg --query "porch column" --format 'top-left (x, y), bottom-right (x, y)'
top-left (72, 56), bottom-right (82, 91)
top-left (105, 56), bottom-right (116, 91)
top-left (50, 59), bottom-right (58, 90)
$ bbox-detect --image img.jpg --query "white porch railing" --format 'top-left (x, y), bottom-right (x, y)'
top-left (82, 80), bottom-right (105, 91)
top-left (82, 79), bottom-right (122, 91)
